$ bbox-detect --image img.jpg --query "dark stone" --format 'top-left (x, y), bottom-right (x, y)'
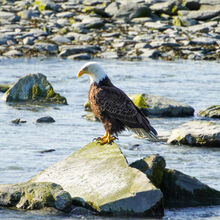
top-left (161, 169), bottom-right (220, 208)
top-left (36, 116), bottom-right (55, 123)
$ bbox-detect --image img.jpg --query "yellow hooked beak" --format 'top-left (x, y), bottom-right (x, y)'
top-left (77, 70), bottom-right (84, 78)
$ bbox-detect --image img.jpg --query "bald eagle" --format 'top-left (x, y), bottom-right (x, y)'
top-left (78, 62), bottom-right (157, 144)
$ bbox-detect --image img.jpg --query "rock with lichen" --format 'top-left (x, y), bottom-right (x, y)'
top-left (0, 182), bottom-right (72, 212)
top-left (2, 73), bottom-right (67, 104)
top-left (198, 105), bottom-right (220, 118)
top-left (31, 142), bottom-right (164, 217)
top-left (0, 84), bottom-right (10, 93)
top-left (167, 120), bottom-right (220, 147)
top-left (160, 168), bottom-right (220, 207)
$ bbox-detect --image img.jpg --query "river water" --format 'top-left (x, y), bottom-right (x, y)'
top-left (0, 58), bottom-right (219, 219)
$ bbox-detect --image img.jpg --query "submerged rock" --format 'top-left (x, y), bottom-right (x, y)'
top-left (167, 120), bottom-right (220, 147)
top-left (2, 73), bottom-right (67, 104)
top-left (0, 182), bottom-right (72, 211)
top-left (36, 116), bottom-right (55, 123)
top-left (160, 168), bottom-right (220, 207)
top-left (198, 105), bottom-right (220, 118)
top-left (31, 142), bottom-right (164, 217)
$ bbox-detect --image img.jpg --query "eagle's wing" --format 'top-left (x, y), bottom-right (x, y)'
top-left (96, 86), bottom-right (157, 140)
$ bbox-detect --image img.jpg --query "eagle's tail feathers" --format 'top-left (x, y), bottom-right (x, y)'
top-left (126, 127), bottom-right (158, 142)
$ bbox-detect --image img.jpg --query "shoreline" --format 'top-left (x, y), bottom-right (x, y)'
top-left (0, 0), bottom-right (220, 61)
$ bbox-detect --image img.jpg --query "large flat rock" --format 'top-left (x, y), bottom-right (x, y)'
top-left (168, 120), bottom-right (220, 147)
top-left (31, 142), bottom-right (163, 217)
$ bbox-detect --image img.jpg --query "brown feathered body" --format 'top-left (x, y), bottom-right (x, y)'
top-left (88, 76), bottom-right (157, 139)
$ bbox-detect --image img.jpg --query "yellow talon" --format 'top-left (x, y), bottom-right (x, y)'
top-left (96, 132), bottom-right (116, 145)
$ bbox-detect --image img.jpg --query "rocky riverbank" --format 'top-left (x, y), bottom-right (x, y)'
top-left (0, 0), bottom-right (220, 61)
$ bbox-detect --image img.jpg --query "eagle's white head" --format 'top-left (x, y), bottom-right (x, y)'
top-left (77, 62), bottom-right (107, 84)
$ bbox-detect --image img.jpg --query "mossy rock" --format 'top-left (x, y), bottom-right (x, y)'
top-left (160, 168), bottom-right (220, 208)
top-left (198, 105), bottom-right (220, 118)
top-left (31, 142), bottom-right (164, 217)
top-left (0, 84), bottom-right (10, 93)
top-left (0, 182), bottom-right (72, 212)
top-left (2, 73), bottom-right (67, 105)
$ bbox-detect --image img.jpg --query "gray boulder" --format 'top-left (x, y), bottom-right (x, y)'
top-left (160, 168), bottom-right (220, 207)
top-left (31, 142), bottom-right (164, 217)
top-left (0, 11), bottom-right (20, 23)
top-left (105, 1), bottom-right (151, 20)
top-left (179, 8), bottom-right (220, 21)
top-left (2, 73), bottom-right (67, 104)
top-left (142, 94), bottom-right (194, 117)
top-left (130, 154), bottom-right (166, 188)
top-left (0, 182), bottom-right (72, 211)
top-left (168, 120), bottom-right (220, 147)
top-left (150, 0), bottom-right (182, 15)
top-left (198, 105), bottom-right (220, 118)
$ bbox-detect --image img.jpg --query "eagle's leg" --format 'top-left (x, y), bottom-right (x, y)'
top-left (95, 131), bottom-right (108, 141)
top-left (98, 131), bottom-right (116, 145)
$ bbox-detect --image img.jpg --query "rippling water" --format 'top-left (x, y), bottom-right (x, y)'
top-left (0, 58), bottom-right (220, 219)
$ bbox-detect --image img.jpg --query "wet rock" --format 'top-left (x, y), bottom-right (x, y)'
top-left (51, 35), bottom-right (72, 45)
top-left (130, 154), bottom-right (166, 187)
top-left (189, 37), bottom-right (217, 45)
top-left (31, 142), bottom-right (164, 217)
top-left (11, 118), bottom-right (27, 124)
top-left (2, 73), bottom-right (67, 104)
top-left (142, 94), bottom-right (194, 117)
top-left (34, 43), bottom-right (58, 54)
top-left (82, 112), bottom-right (99, 121)
top-left (0, 11), bottom-right (20, 23)
top-left (81, 17), bottom-right (105, 29)
top-left (34, 0), bottom-right (60, 11)
top-left (179, 8), bottom-right (220, 21)
top-left (183, 0), bottom-right (200, 10)
top-left (145, 22), bottom-right (171, 31)
top-left (17, 10), bottom-right (39, 20)
top-left (0, 182), bottom-right (72, 212)
top-left (36, 116), bottom-right (55, 123)
top-left (139, 48), bottom-right (160, 59)
top-left (168, 120), bottom-right (220, 147)
top-left (3, 49), bottom-right (23, 57)
top-left (150, 0), bottom-right (181, 15)
top-left (160, 168), bottom-right (220, 207)
top-left (0, 84), bottom-right (10, 93)
top-left (101, 51), bottom-right (118, 59)
top-left (68, 53), bottom-right (91, 60)
top-left (39, 149), bottom-right (56, 154)
top-left (58, 45), bottom-right (100, 57)
top-left (198, 105), bottom-right (220, 118)
top-left (113, 2), bottom-right (151, 20)
top-left (23, 37), bottom-right (35, 45)
top-left (186, 21), bottom-right (218, 33)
